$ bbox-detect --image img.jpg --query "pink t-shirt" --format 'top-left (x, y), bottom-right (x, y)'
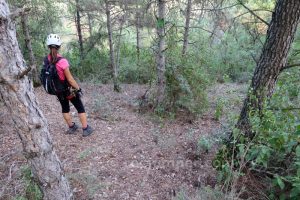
top-left (47, 54), bottom-right (69, 81)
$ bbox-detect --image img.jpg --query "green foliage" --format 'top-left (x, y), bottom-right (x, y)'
top-left (63, 41), bottom-right (155, 84)
top-left (162, 26), bottom-right (209, 115)
top-left (214, 98), bottom-right (225, 121)
top-left (197, 136), bottom-right (213, 153)
top-left (118, 44), bottom-right (155, 84)
top-left (156, 18), bottom-right (165, 29)
top-left (20, 165), bottom-right (43, 200)
top-left (189, 23), bottom-right (261, 83)
top-left (240, 0), bottom-right (275, 11)
top-left (64, 45), bottom-right (111, 83)
top-left (214, 69), bottom-right (300, 198)
top-left (11, 0), bottom-right (63, 63)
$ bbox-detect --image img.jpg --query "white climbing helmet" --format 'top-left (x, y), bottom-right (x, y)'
top-left (46, 34), bottom-right (62, 46)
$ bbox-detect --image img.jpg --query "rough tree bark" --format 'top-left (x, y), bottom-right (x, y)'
top-left (0, 1), bottom-right (73, 199)
top-left (182, 0), bottom-right (192, 56)
top-left (75, 0), bottom-right (84, 60)
top-left (105, 0), bottom-right (120, 92)
top-left (21, 14), bottom-right (39, 86)
top-left (156, 0), bottom-right (166, 105)
top-left (237, 0), bottom-right (300, 137)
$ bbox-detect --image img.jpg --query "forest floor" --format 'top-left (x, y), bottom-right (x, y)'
top-left (0, 83), bottom-right (247, 200)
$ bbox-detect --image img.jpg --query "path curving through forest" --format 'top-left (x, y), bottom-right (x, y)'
top-left (0, 83), bottom-right (247, 199)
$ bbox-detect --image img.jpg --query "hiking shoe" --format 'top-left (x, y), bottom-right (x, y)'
top-left (82, 125), bottom-right (93, 137)
top-left (66, 123), bottom-right (78, 134)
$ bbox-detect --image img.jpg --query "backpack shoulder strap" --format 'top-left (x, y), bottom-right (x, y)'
top-left (43, 56), bottom-right (49, 66)
top-left (44, 56), bottom-right (64, 67)
top-left (56, 57), bottom-right (63, 63)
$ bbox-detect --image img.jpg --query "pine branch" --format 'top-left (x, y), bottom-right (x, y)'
top-left (280, 63), bottom-right (300, 71)
top-left (237, 0), bottom-right (270, 26)
top-left (269, 107), bottom-right (300, 111)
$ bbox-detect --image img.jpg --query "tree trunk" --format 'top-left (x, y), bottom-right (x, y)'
top-left (182, 0), bottom-right (192, 56)
top-left (0, 1), bottom-right (73, 199)
top-left (156, 0), bottom-right (166, 105)
top-left (75, 0), bottom-right (84, 60)
top-left (105, 0), bottom-right (120, 92)
top-left (115, 25), bottom-right (123, 77)
top-left (87, 13), bottom-right (93, 37)
top-left (21, 14), bottom-right (39, 86)
top-left (136, 4), bottom-right (141, 64)
top-left (237, 0), bottom-right (300, 137)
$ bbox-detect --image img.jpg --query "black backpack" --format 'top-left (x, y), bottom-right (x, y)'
top-left (40, 56), bottom-right (68, 95)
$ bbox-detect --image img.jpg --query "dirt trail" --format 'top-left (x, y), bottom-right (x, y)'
top-left (0, 83), bottom-right (247, 200)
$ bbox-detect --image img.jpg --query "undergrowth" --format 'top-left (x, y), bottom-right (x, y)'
top-left (214, 69), bottom-right (300, 199)
top-left (16, 165), bottom-right (43, 200)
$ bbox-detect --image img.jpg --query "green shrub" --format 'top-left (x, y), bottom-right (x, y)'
top-left (214, 98), bottom-right (225, 121)
top-left (161, 28), bottom-right (209, 115)
top-left (64, 45), bottom-right (111, 83)
top-left (214, 69), bottom-right (300, 198)
top-left (20, 165), bottom-right (43, 200)
top-left (197, 136), bottom-right (213, 153)
top-left (118, 45), bottom-right (155, 84)
top-left (189, 24), bottom-right (262, 83)
top-left (63, 41), bottom-right (155, 84)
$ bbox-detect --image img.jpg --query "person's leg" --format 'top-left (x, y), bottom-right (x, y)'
top-left (63, 113), bottom-right (73, 127)
top-left (71, 95), bottom-right (93, 136)
top-left (78, 113), bottom-right (88, 129)
top-left (58, 97), bottom-right (73, 127)
top-left (70, 95), bottom-right (87, 128)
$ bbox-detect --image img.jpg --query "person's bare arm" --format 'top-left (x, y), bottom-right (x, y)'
top-left (64, 68), bottom-right (80, 90)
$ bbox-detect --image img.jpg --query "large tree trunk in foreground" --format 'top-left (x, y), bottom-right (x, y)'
top-left (156, 0), bottom-right (166, 105)
top-left (105, 0), bottom-right (120, 92)
top-left (0, 1), bottom-right (73, 199)
top-left (237, 0), bottom-right (300, 137)
top-left (21, 14), bottom-right (39, 86)
top-left (182, 0), bottom-right (192, 56)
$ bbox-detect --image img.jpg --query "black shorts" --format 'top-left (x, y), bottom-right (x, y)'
top-left (58, 94), bottom-right (85, 113)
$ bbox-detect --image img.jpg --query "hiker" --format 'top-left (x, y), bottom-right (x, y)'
top-left (43, 33), bottom-right (93, 137)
